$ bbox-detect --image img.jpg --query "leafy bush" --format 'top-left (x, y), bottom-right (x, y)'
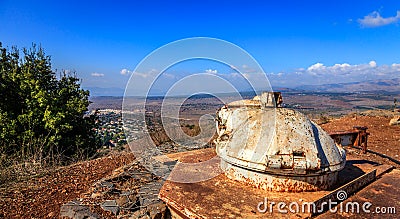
top-left (0, 43), bottom-right (98, 166)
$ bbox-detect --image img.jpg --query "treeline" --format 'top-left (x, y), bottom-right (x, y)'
top-left (0, 43), bottom-right (99, 166)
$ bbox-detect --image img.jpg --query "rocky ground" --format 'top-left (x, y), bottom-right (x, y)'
top-left (321, 111), bottom-right (400, 167)
top-left (0, 111), bottom-right (399, 218)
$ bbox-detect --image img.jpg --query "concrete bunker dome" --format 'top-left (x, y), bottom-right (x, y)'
top-left (215, 92), bottom-right (346, 192)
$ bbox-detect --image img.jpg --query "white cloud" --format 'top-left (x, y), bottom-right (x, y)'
top-left (163, 73), bottom-right (176, 79)
top-left (130, 69), bottom-right (159, 78)
top-left (226, 72), bottom-right (242, 78)
top-left (306, 62), bottom-right (379, 76)
top-left (241, 64), bottom-right (257, 73)
top-left (121, 68), bottom-right (160, 77)
top-left (271, 61), bottom-right (400, 87)
top-left (120, 68), bottom-right (131, 75)
top-left (307, 63), bottom-right (325, 71)
top-left (121, 61), bottom-right (400, 94)
top-left (132, 72), bottom-right (149, 78)
top-left (369, 60), bottom-right (377, 67)
top-left (332, 63), bottom-right (350, 69)
top-left (91, 72), bottom-right (104, 77)
top-left (358, 10), bottom-right (400, 28)
top-left (205, 69), bottom-right (218, 74)
top-left (392, 63), bottom-right (400, 68)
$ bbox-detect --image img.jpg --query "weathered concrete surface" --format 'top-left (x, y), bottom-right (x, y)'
top-left (159, 148), bottom-right (393, 219)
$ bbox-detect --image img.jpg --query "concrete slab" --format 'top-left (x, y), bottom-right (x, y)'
top-left (158, 148), bottom-right (394, 218)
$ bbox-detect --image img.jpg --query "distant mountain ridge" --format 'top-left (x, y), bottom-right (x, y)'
top-left (85, 78), bottom-right (399, 96)
top-left (84, 87), bottom-right (125, 96)
top-left (295, 78), bottom-right (400, 93)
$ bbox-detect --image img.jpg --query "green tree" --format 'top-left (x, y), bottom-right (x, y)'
top-left (0, 42), bottom-right (98, 165)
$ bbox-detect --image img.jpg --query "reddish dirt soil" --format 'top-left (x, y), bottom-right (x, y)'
top-left (0, 152), bottom-right (135, 218)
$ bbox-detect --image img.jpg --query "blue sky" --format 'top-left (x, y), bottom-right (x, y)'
top-left (1, 0), bottom-right (400, 95)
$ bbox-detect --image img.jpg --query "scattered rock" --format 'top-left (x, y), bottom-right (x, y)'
top-left (389, 116), bottom-right (400, 126)
top-left (47, 212), bottom-right (56, 217)
top-left (138, 181), bottom-right (164, 207)
top-left (116, 191), bottom-right (138, 208)
top-left (129, 208), bottom-right (149, 219)
top-left (112, 165), bottom-right (126, 176)
top-left (60, 200), bottom-right (99, 219)
top-left (146, 201), bottom-right (167, 219)
top-left (98, 181), bottom-right (114, 189)
top-left (116, 195), bottom-right (130, 207)
top-left (90, 192), bottom-right (103, 199)
top-left (136, 181), bottom-right (168, 218)
top-left (61, 162), bottom-right (169, 218)
top-left (100, 200), bottom-right (120, 215)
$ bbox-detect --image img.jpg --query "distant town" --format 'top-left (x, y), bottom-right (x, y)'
top-left (89, 109), bottom-right (127, 148)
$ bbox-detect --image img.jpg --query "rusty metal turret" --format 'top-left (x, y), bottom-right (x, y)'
top-left (214, 92), bottom-right (346, 192)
